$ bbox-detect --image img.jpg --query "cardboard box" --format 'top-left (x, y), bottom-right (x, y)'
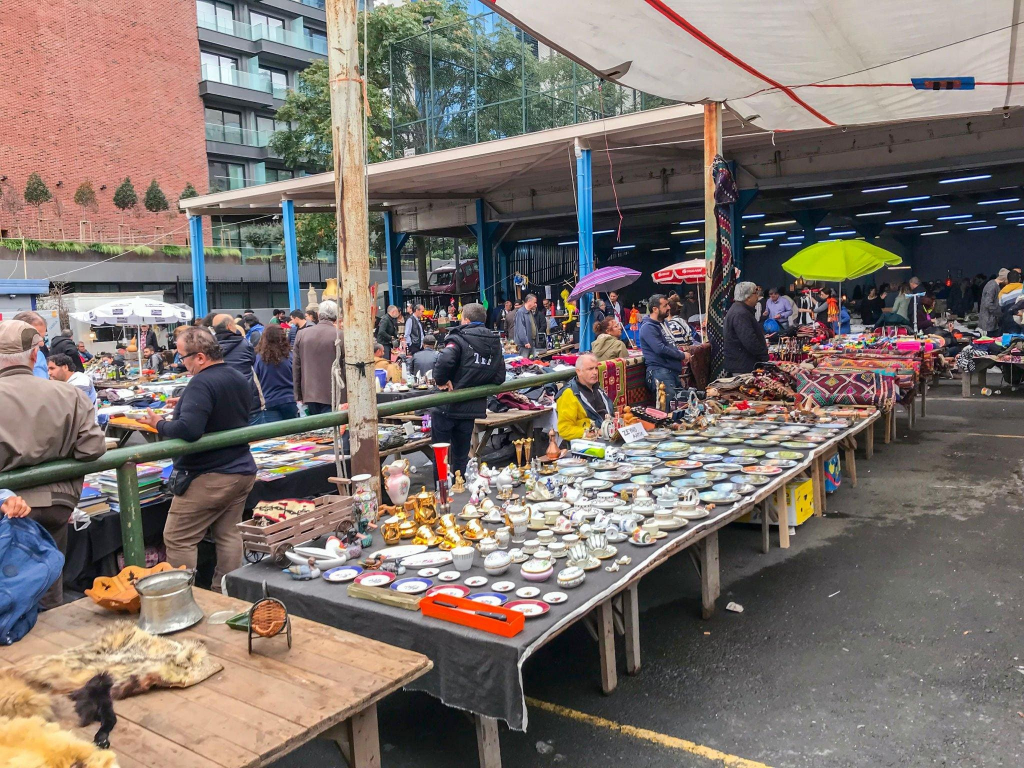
top-left (737, 478), bottom-right (814, 527)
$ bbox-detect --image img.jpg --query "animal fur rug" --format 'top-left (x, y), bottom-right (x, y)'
top-left (17, 621), bottom-right (222, 697)
top-left (0, 715), bottom-right (119, 768)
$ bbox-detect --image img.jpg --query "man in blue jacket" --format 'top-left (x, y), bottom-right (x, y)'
top-left (638, 293), bottom-right (690, 404)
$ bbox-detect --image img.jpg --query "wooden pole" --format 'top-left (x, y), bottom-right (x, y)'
top-left (703, 102), bottom-right (722, 310)
top-left (325, 0), bottom-right (379, 485)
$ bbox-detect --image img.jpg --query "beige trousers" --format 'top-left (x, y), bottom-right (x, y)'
top-left (163, 472), bottom-right (255, 591)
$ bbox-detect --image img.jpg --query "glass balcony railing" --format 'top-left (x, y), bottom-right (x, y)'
top-left (205, 122), bottom-right (273, 147)
top-left (198, 14), bottom-right (327, 55)
top-left (200, 64), bottom-right (288, 99)
top-left (209, 174), bottom-right (256, 192)
top-left (298, 0), bottom-right (326, 9)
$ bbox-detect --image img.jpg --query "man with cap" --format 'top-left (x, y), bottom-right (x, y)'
top-left (979, 268), bottom-right (1009, 335)
top-left (13, 311), bottom-right (50, 379)
top-left (0, 320), bottom-right (106, 608)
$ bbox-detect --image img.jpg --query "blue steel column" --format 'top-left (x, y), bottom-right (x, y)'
top-left (383, 211), bottom-right (408, 308)
top-left (576, 144), bottom-right (595, 352)
top-left (281, 198), bottom-right (301, 311)
top-left (470, 198), bottom-right (498, 310)
top-left (498, 242), bottom-right (514, 302)
top-left (188, 215), bottom-right (208, 318)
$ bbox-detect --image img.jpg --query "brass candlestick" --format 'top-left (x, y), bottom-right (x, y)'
top-left (514, 439), bottom-right (524, 467)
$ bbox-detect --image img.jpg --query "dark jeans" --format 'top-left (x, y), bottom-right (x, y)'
top-left (31, 504), bottom-right (70, 609)
top-left (430, 410), bottom-right (475, 476)
top-left (646, 365), bottom-right (682, 405)
top-left (305, 402), bottom-right (333, 415)
top-left (262, 403), bottom-right (299, 422)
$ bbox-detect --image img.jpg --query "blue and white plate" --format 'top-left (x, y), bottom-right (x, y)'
top-left (390, 577), bottom-right (433, 594)
top-left (322, 565), bottom-right (363, 583)
top-left (469, 592), bottom-right (509, 606)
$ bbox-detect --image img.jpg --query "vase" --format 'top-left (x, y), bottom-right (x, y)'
top-left (351, 473), bottom-right (378, 525)
top-left (546, 431), bottom-right (560, 460)
top-left (383, 459), bottom-right (411, 505)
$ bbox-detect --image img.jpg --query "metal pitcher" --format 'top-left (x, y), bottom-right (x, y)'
top-left (135, 569), bottom-right (204, 635)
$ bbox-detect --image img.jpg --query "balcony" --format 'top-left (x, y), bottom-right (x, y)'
top-left (209, 174), bottom-right (256, 192)
top-left (197, 15), bottom-right (326, 58)
top-left (205, 122), bottom-right (273, 147)
top-left (199, 64), bottom-right (287, 107)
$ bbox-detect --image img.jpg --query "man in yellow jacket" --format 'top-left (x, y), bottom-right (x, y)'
top-left (556, 353), bottom-right (615, 441)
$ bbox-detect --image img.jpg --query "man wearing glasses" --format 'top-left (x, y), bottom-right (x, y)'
top-left (138, 327), bottom-right (256, 591)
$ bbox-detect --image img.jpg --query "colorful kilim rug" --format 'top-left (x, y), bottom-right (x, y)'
top-left (707, 156), bottom-right (737, 379)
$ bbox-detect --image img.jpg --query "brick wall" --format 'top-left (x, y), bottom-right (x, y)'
top-left (2, 0), bottom-right (208, 246)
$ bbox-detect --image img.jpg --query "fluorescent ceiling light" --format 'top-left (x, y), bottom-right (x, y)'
top-left (888, 195), bottom-right (930, 203)
top-left (758, 231), bottom-right (787, 237)
top-left (938, 174), bottom-right (991, 184)
top-left (612, 245), bottom-right (635, 250)
top-left (814, 226), bottom-right (832, 232)
top-left (937, 214), bottom-right (973, 221)
top-left (829, 230), bottom-right (857, 236)
top-left (885, 219), bottom-right (918, 225)
top-left (911, 204), bottom-right (950, 212)
top-left (671, 229), bottom-right (700, 235)
top-left (968, 225), bottom-right (997, 231)
top-left (557, 240), bottom-right (578, 246)
top-left (856, 210), bottom-right (891, 217)
top-left (779, 242), bottom-right (803, 247)
top-left (904, 225), bottom-right (933, 229)
top-left (786, 235), bottom-right (805, 240)
top-left (888, 266), bottom-right (912, 270)
top-left (748, 239), bottom-right (772, 244)
top-left (518, 238), bottom-right (541, 243)
top-left (978, 198), bottom-right (1020, 205)
top-left (746, 244), bottom-right (767, 250)
top-left (765, 219), bottom-right (797, 227)
top-left (679, 238), bottom-right (705, 245)
top-left (742, 213), bottom-right (765, 219)
top-left (861, 185), bottom-right (907, 193)
top-left (791, 193), bottom-right (833, 202)
top-left (954, 220), bottom-right (987, 225)
top-left (920, 230), bottom-right (949, 236)
top-left (685, 248), bottom-right (704, 254)
top-left (650, 247), bottom-right (670, 252)
top-left (997, 210), bottom-right (1024, 215)
top-left (678, 219), bottom-right (704, 225)
top-left (594, 229), bottom-right (616, 235)
top-left (1004, 216), bottom-right (1024, 221)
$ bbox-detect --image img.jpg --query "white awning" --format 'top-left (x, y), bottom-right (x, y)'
top-left (481, 1), bottom-right (1024, 130)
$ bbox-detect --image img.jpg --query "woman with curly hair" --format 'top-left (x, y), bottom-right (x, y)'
top-left (253, 324), bottom-right (298, 422)
top-left (591, 316), bottom-right (628, 362)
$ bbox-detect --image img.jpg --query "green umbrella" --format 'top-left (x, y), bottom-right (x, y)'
top-left (781, 241), bottom-right (902, 282)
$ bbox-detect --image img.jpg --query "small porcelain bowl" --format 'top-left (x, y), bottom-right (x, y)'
top-left (484, 550), bottom-right (512, 576)
top-left (557, 566), bottom-right (586, 589)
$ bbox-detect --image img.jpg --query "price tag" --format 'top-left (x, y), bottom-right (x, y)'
top-left (618, 422), bottom-right (649, 444)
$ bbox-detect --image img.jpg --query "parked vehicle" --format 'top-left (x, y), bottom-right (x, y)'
top-left (428, 260), bottom-right (479, 295)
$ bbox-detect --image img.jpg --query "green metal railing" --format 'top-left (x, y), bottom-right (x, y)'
top-left (0, 370), bottom-right (575, 566)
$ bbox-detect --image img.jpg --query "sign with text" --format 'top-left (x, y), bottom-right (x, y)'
top-left (618, 422), bottom-right (649, 444)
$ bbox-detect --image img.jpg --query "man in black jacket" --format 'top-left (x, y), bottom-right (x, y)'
top-left (723, 282), bottom-right (769, 374)
top-left (376, 305), bottom-right (401, 359)
top-left (138, 327), bottom-right (255, 591)
top-left (48, 328), bottom-right (85, 373)
top-left (211, 314), bottom-right (262, 423)
top-left (431, 302), bottom-right (505, 475)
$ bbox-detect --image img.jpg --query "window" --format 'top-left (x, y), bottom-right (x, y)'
top-left (212, 216), bottom-right (246, 247)
top-left (258, 66), bottom-right (288, 94)
top-left (208, 161), bottom-right (246, 192)
top-left (304, 28), bottom-right (327, 53)
top-left (250, 11), bottom-right (284, 31)
top-left (255, 115), bottom-right (289, 137)
top-left (265, 168), bottom-right (294, 183)
top-left (197, 0), bottom-right (233, 33)
top-left (200, 51), bottom-right (237, 83)
top-left (205, 107), bottom-right (242, 143)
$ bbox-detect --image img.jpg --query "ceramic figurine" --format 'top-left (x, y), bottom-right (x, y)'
top-left (351, 474), bottom-right (378, 525)
top-left (452, 471), bottom-right (466, 494)
top-left (469, 488), bottom-right (481, 506)
top-left (465, 457), bottom-right (479, 486)
top-left (383, 459), bottom-right (412, 505)
top-left (495, 466), bottom-right (514, 494)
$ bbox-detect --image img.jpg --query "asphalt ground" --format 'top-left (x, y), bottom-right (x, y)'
top-left (272, 380), bottom-right (1024, 768)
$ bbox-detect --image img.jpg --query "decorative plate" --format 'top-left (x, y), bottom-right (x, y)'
top-left (625, 457), bottom-right (663, 469)
top-left (437, 571), bottom-right (461, 582)
top-left (701, 463), bottom-right (745, 473)
top-left (417, 567), bottom-right (440, 577)
top-left (743, 464), bottom-right (783, 475)
top-left (491, 580), bottom-right (516, 593)
top-left (739, 473), bottom-right (772, 485)
top-left (699, 491), bottom-right (741, 504)
top-left (762, 459), bottom-right (798, 468)
top-left (691, 470), bottom-right (728, 481)
top-left (532, 501), bottom-right (571, 513)
top-left (589, 460), bottom-right (622, 472)
top-left (622, 447), bottom-right (655, 457)
top-left (558, 466), bottom-right (594, 478)
top-left (580, 479), bottom-right (613, 491)
top-left (629, 474), bottom-right (668, 487)
top-left (684, 435), bottom-right (708, 443)
top-left (659, 441), bottom-right (691, 452)
top-left (556, 457), bottom-right (588, 467)
top-left (651, 466), bottom-right (688, 478)
top-left (645, 428), bottom-right (674, 440)
top-left (655, 451), bottom-right (692, 461)
top-left (666, 459), bottom-right (703, 469)
top-left (594, 471), bottom-right (632, 482)
top-left (671, 478), bottom-right (712, 490)
top-left (370, 544), bottom-right (428, 561)
top-left (542, 592), bottom-right (568, 605)
top-left (390, 577), bottom-right (432, 594)
top-left (469, 592), bottom-right (509, 606)
top-left (729, 448), bottom-right (766, 458)
top-left (765, 450), bottom-right (805, 461)
top-left (464, 576), bottom-right (489, 587)
top-left (515, 586), bottom-right (541, 598)
top-left (401, 552), bottom-right (454, 568)
top-left (744, 439), bottom-right (779, 447)
top-left (611, 483), bottom-right (639, 493)
top-left (710, 437), bottom-right (743, 445)
top-left (506, 599), bottom-right (550, 617)
top-left (355, 571), bottom-right (396, 587)
top-left (713, 482), bottom-right (756, 494)
top-left (322, 565), bottom-right (363, 583)
top-left (781, 441), bottom-right (816, 450)
top-left (425, 584), bottom-right (470, 598)
top-left (657, 517), bottom-right (688, 531)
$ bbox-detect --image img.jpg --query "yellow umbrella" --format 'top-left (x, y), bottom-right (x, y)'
top-left (782, 241), bottom-right (902, 282)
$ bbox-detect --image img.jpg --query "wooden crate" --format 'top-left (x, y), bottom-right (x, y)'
top-left (238, 495), bottom-right (355, 562)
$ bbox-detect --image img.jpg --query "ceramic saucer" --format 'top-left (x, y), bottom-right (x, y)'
top-left (354, 571), bottom-right (395, 587)
top-left (322, 565), bottom-right (363, 583)
top-left (464, 576), bottom-right (488, 587)
top-left (492, 580), bottom-right (516, 592)
top-left (505, 599), bottom-right (550, 617)
top-left (425, 584), bottom-right (470, 598)
top-left (542, 592), bottom-right (568, 605)
top-left (657, 517), bottom-right (688, 531)
top-left (417, 567), bottom-right (440, 577)
top-left (470, 592), bottom-right (508, 606)
top-left (437, 571), bottom-right (461, 582)
top-left (515, 586), bottom-right (541, 598)
top-left (390, 577), bottom-right (432, 594)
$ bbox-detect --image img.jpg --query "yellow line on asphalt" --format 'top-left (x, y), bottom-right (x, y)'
top-left (526, 697), bottom-right (773, 768)
top-left (963, 433), bottom-right (1024, 439)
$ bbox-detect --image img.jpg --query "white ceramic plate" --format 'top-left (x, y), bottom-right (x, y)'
top-left (401, 551), bottom-right (453, 568)
top-left (464, 576), bottom-right (488, 587)
top-left (492, 580), bottom-right (516, 592)
top-left (542, 591), bottom-right (568, 604)
top-left (417, 567), bottom-right (440, 577)
top-left (515, 586), bottom-right (541, 598)
top-left (371, 544), bottom-right (428, 561)
top-left (437, 571), bottom-right (460, 582)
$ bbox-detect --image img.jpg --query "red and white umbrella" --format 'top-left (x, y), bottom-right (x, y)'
top-left (653, 259), bottom-right (706, 285)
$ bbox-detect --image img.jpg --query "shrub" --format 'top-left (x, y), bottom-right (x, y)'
top-left (206, 246), bottom-right (242, 258)
top-left (88, 243), bottom-right (124, 256)
top-left (113, 178), bottom-right (138, 213)
top-left (241, 224), bottom-right (284, 250)
top-left (143, 180), bottom-right (169, 213)
top-left (0, 238), bottom-right (42, 253)
top-left (24, 173), bottom-right (52, 207)
top-left (73, 181), bottom-right (98, 211)
top-left (134, 245), bottom-right (155, 257)
top-left (179, 182), bottom-right (199, 200)
top-left (161, 245), bottom-right (190, 257)
top-left (48, 241), bottom-right (87, 254)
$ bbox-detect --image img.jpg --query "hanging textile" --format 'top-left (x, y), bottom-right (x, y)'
top-left (707, 156), bottom-right (738, 378)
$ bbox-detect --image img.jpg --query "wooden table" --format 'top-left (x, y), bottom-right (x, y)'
top-left (469, 408), bottom-right (553, 457)
top-left (0, 591), bottom-right (431, 768)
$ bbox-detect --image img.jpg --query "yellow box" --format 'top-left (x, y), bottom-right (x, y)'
top-left (736, 478), bottom-right (814, 527)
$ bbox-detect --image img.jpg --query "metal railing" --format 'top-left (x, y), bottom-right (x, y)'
top-left (200, 64), bottom-right (289, 99)
top-left (0, 370), bottom-right (574, 566)
top-left (205, 122), bottom-right (274, 147)
top-left (198, 14), bottom-right (328, 55)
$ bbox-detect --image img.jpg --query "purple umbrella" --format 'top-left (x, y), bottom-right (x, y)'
top-left (568, 266), bottom-right (641, 301)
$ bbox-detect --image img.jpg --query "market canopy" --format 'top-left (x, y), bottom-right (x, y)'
top-left (71, 298), bottom-right (193, 326)
top-left (782, 241), bottom-right (902, 282)
top-left (480, 1), bottom-right (1024, 130)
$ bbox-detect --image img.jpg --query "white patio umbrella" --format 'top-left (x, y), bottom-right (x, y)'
top-left (71, 298), bottom-right (193, 375)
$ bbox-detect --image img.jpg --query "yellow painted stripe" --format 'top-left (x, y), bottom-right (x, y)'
top-left (963, 432), bottom-right (1024, 439)
top-left (526, 697), bottom-right (773, 768)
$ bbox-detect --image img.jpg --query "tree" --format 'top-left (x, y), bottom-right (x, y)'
top-left (144, 179), bottom-right (169, 213)
top-left (241, 223), bottom-right (284, 253)
top-left (73, 181), bottom-right (98, 211)
top-left (113, 177), bottom-right (138, 221)
top-left (23, 173), bottom-right (52, 208)
top-left (179, 182), bottom-right (199, 200)
top-left (296, 213), bottom-right (336, 261)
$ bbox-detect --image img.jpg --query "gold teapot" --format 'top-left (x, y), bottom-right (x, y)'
top-left (381, 522), bottom-right (402, 545)
top-left (413, 487), bottom-right (436, 521)
top-left (398, 519), bottom-right (418, 539)
top-left (412, 525), bottom-right (442, 547)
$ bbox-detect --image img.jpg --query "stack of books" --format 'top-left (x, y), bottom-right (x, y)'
top-left (91, 461), bottom-right (171, 512)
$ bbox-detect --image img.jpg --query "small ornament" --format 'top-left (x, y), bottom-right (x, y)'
top-left (452, 470), bottom-right (466, 494)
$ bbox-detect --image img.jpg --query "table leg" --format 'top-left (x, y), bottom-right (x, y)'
top-left (864, 420), bottom-right (875, 459)
top-left (471, 428), bottom-right (493, 458)
top-left (327, 704), bottom-right (381, 768)
top-left (961, 370), bottom-right (971, 397)
top-left (920, 377), bottom-right (927, 417)
top-left (811, 456), bottom-right (824, 516)
top-left (699, 532), bottom-right (720, 620)
top-left (883, 408), bottom-right (893, 444)
top-left (843, 440), bottom-right (857, 488)
top-left (775, 485), bottom-right (790, 549)
top-left (475, 715), bottom-right (502, 768)
top-left (598, 599), bottom-right (617, 694)
top-left (622, 584), bottom-right (641, 675)
top-left (908, 397), bottom-right (916, 430)
top-left (760, 500), bottom-right (770, 554)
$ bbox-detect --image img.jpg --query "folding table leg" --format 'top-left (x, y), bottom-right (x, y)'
top-left (622, 584), bottom-right (641, 675)
top-left (699, 532), bottom-right (720, 620)
top-left (775, 485), bottom-right (790, 549)
top-left (598, 599), bottom-right (617, 694)
top-left (475, 715), bottom-right (502, 768)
